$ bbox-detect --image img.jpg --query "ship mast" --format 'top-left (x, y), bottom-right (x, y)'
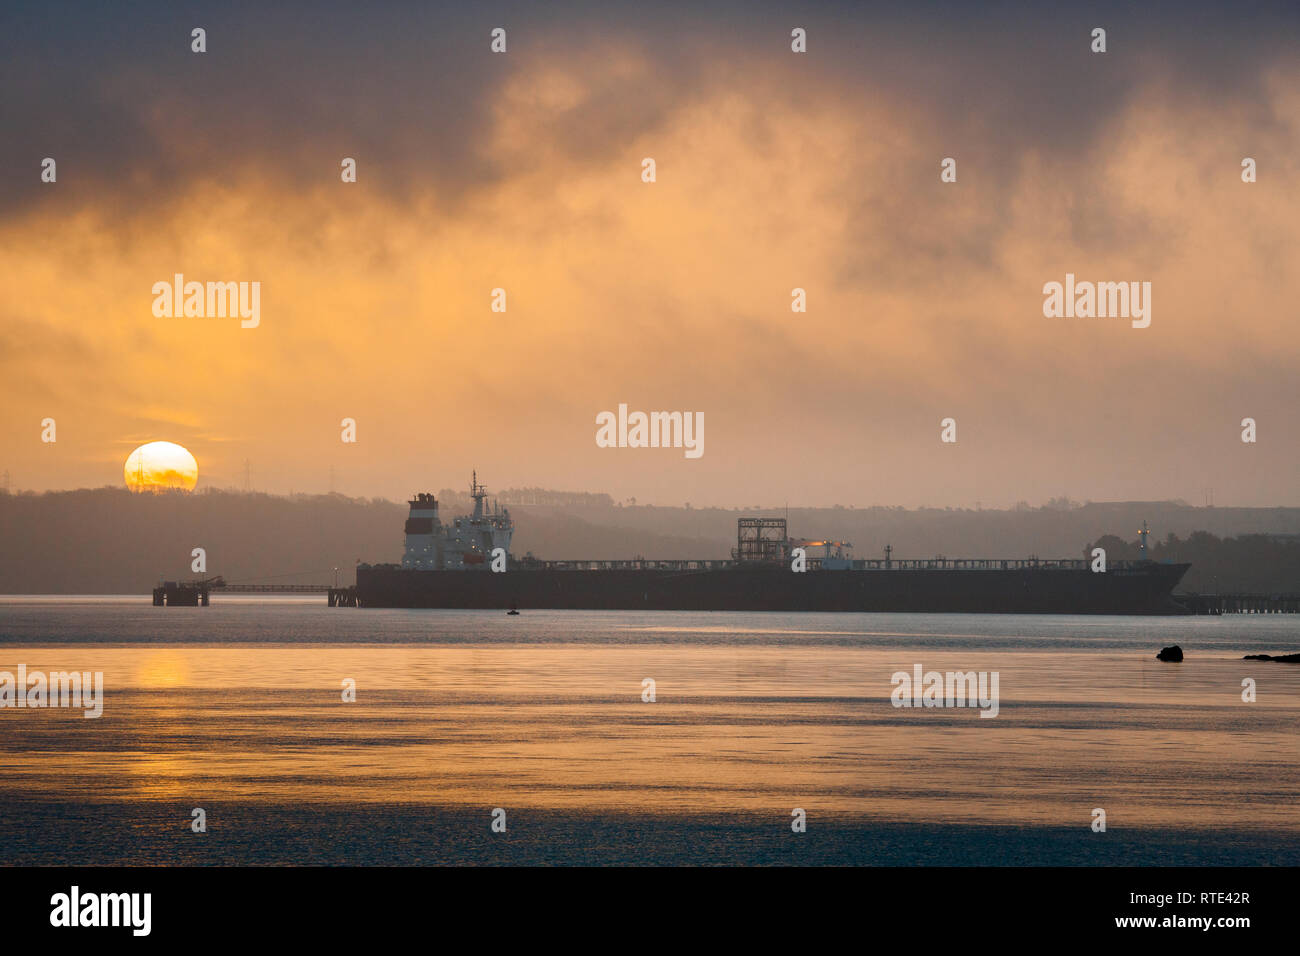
top-left (470, 469), bottom-right (487, 519)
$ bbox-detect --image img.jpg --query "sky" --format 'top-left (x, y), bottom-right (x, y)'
top-left (2, 0), bottom-right (1298, 508)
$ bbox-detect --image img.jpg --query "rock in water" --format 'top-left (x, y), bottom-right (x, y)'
top-left (1156, 645), bottom-right (1184, 662)
top-left (1242, 653), bottom-right (1300, 663)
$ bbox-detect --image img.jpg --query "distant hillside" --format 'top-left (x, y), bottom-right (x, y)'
top-left (1, 487), bottom-right (1298, 593)
top-left (0, 488), bottom-right (402, 594)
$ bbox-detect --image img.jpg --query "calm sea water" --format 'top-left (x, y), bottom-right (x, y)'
top-left (1, 596), bottom-right (1297, 865)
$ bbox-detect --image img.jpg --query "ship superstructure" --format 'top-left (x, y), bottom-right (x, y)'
top-left (401, 471), bottom-right (513, 570)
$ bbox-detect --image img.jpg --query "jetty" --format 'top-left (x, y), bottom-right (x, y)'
top-left (1175, 592), bottom-right (1300, 615)
top-left (152, 575), bottom-right (357, 607)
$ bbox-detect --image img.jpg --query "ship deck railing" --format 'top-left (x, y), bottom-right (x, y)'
top-left (506, 558), bottom-right (1164, 572)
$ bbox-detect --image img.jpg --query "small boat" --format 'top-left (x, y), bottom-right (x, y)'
top-left (507, 604), bottom-right (520, 615)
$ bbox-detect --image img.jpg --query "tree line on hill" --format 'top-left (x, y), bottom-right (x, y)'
top-left (1, 487), bottom-right (1297, 593)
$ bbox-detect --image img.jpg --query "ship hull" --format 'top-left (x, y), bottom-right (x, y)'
top-left (356, 563), bottom-right (1191, 614)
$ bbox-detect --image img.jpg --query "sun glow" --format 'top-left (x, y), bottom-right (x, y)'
top-left (124, 441), bottom-right (199, 494)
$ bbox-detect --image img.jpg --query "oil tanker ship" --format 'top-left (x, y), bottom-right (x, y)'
top-left (355, 474), bottom-right (1191, 613)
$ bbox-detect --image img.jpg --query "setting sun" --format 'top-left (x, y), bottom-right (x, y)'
top-left (124, 441), bottom-right (199, 493)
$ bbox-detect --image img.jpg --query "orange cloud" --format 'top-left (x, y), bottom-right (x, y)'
top-left (2, 40), bottom-right (1297, 507)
